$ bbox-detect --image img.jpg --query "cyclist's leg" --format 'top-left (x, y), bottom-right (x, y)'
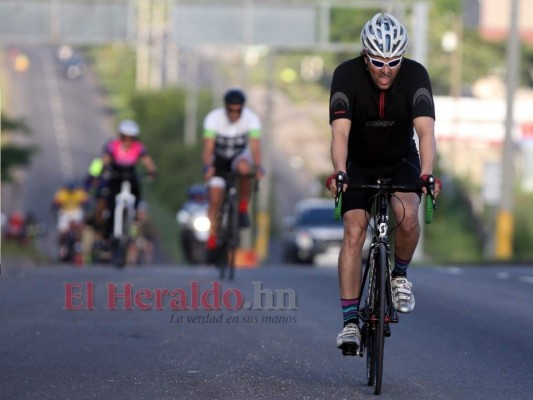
top-left (104, 178), bottom-right (121, 241)
top-left (340, 162), bottom-right (375, 301)
top-left (231, 151), bottom-right (253, 227)
top-left (389, 191), bottom-right (419, 313)
top-left (57, 209), bottom-right (69, 243)
top-left (231, 151), bottom-right (253, 197)
top-left (339, 210), bottom-right (370, 295)
top-left (390, 155), bottom-right (422, 276)
top-left (56, 210), bottom-right (70, 258)
top-left (131, 176), bottom-right (141, 211)
top-left (206, 157), bottom-right (229, 249)
top-left (389, 156), bottom-right (421, 312)
top-left (337, 164), bottom-right (374, 350)
top-left (207, 182), bottom-right (224, 247)
top-left (390, 192), bottom-right (420, 269)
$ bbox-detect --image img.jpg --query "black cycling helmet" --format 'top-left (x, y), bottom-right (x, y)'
top-left (223, 89), bottom-right (246, 105)
top-left (187, 183), bottom-right (207, 201)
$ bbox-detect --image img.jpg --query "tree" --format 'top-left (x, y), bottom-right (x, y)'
top-left (1, 114), bottom-right (36, 182)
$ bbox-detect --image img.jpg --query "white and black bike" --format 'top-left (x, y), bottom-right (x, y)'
top-left (111, 178), bottom-right (137, 268)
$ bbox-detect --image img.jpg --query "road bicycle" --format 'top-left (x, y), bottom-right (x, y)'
top-left (111, 174), bottom-right (137, 268)
top-left (334, 173), bottom-right (437, 395)
top-left (214, 171), bottom-right (257, 280)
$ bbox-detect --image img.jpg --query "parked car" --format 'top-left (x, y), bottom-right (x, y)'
top-left (282, 198), bottom-right (371, 265)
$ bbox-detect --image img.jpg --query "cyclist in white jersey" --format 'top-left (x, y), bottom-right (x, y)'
top-left (202, 89), bottom-right (264, 251)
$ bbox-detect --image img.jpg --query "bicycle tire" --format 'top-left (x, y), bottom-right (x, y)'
top-left (227, 195), bottom-right (239, 280)
top-left (217, 243), bottom-right (229, 279)
top-left (113, 208), bottom-right (129, 268)
top-left (374, 243), bottom-right (387, 395)
top-left (216, 200), bottom-right (231, 279)
top-left (366, 249), bottom-right (377, 387)
top-left (366, 324), bottom-right (376, 386)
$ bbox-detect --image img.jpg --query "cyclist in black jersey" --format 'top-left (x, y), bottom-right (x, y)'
top-left (325, 13), bottom-right (442, 352)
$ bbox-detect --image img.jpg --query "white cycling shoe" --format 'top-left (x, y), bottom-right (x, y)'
top-left (391, 276), bottom-right (415, 313)
top-left (336, 322), bottom-right (361, 356)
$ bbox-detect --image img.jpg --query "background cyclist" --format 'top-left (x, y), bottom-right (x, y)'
top-left (202, 89), bottom-right (264, 253)
top-left (325, 13), bottom-right (442, 353)
top-left (51, 180), bottom-right (89, 260)
top-left (101, 119), bottom-right (157, 242)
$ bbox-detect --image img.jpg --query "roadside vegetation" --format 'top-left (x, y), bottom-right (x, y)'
top-left (84, 0), bottom-right (533, 264)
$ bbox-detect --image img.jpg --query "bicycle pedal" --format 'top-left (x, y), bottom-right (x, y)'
top-left (340, 343), bottom-right (360, 357)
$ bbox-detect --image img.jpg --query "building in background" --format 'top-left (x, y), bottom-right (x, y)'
top-left (479, 0), bottom-right (533, 44)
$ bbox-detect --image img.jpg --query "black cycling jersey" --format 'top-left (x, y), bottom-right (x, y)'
top-left (329, 56), bottom-right (435, 168)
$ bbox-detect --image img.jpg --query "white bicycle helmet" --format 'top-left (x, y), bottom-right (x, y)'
top-left (361, 13), bottom-right (409, 58)
top-left (118, 119), bottom-right (140, 137)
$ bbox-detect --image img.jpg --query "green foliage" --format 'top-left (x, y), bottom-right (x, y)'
top-left (513, 192), bottom-right (533, 260)
top-left (420, 160), bottom-right (484, 263)
top-left (130, 88), bottom-right (213, 212)
top-left (329, 7), bottom-right (379, 44)
top-left (1, 114), bottom-right (36, 182)
top-left (2, 114), bottom-right (31, 133)
top-left (86, 45), bottom-right (136, 119)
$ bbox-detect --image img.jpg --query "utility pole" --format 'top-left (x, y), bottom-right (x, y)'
top-left (184, 49), bottom-right (199, 147)
top-left (410, 2), bottom-right (429, 262)
top-left (254, 49), bottom-right (276, 262)
top-left (495, 0), bottom-right (520, 259)
top-left (136, 0), bottom-right (151, 90)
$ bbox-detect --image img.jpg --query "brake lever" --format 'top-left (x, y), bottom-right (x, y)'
top-left (335, 172), bottom-right (345, 207)
top-left (427, 175), bottom-right (436, 210)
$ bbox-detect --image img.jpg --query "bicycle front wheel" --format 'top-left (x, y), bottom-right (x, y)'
top-left (227, 196), bottom-right (239, 281)
top-left (113, 209), bottom-right (130, 268)
top-left (373, 243), bottom-right (387, 395)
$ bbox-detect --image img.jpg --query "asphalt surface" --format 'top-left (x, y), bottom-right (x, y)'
top-left (1, 262), bottom-right (532, 399)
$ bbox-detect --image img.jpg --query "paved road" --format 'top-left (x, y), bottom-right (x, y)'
top-left (1, 262), bottom-right (532, 399)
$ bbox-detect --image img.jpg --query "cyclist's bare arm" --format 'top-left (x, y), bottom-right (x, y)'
top-left (329, 118), bottom-right (351, 196)
top-left (249, 137), bottom-right (263, 179)
top-left (413, 116), bottom-right (439, 196)
top-left (202, 137), bottom-right (216, 179)
top-left (101, 152), bottom-right (112, 166)
top-left (141, 154), bottom-right (157, 175)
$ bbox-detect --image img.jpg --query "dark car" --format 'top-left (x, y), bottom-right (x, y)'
top-left (282, 198), bottom-right (371, 265)
top-left (63, 54), bottom-right (86, 79)
top-left (56, 46), bottom-right (86, 79)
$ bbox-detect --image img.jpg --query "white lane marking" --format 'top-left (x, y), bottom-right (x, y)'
top-left (43, 52), bottom-right (74, 180)
top-left (497, 272), bottom-right (510, 279)
top-left (446, 266), bottom-right (463, 275)
top-left (518, 276), bottom-right (533, 284)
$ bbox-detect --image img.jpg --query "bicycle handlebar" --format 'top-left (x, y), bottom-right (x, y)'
top-left (334, 173), bottom-right (437, 224)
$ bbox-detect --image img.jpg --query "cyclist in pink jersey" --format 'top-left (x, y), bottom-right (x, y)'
top-left (101, 119), bottom-right (157, 241)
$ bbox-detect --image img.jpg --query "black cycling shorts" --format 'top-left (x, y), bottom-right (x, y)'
top-left (342, 153), bottom-right (422, 215)
top-left (213, 151), bottom-right (252, 177)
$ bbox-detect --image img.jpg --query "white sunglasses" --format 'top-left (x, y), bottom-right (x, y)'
top-left (366, 54), bottom-right (403, 69)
